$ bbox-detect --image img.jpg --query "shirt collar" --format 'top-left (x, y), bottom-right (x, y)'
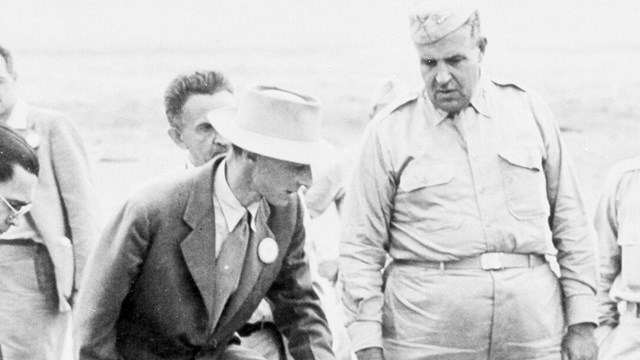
top-left (5, 100), bottom-right (28, 129)
top-left (423, 76), bottom-right (491, 125)
top-left (214, 159), bottom-right (260, 232)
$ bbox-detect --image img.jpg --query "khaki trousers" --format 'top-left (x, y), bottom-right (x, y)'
top-left (382, 261), bottom-right (564, 360)
top-left (598, 313), bottom-right (640, 360)
top-left (0, 243), bottom-right (69, 360)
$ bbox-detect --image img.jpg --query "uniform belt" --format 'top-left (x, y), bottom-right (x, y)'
top-left (395, 252), bottom-right (546, 271)
top-left (0, 238), bottom-right (35, 246)
top-left (625, 302), bottom-right (640, 318)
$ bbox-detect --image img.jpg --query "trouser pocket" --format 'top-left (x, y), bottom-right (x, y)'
top-left (34, 243), bottom-right (58, 300)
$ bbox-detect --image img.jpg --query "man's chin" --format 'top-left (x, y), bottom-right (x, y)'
top-left (266, 193), bottom-right (293, 207)
top-left (435, 100), bottom-right (465, 114)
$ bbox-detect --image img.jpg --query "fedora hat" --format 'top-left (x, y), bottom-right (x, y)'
top-left (208, 85), bottom-right (325, 165)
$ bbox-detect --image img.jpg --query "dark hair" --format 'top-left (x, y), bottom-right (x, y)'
top-left (0, 126), bottom-right (39, 182)
top-left (0, 44), bottom-right (16, 76)
top-left (164, 70), bottom-right (233, 129)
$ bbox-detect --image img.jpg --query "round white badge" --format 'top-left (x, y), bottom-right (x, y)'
top-left (25, 131), bottom-right (41, 149)
top-left (258, 237), bottom-right (278, 264)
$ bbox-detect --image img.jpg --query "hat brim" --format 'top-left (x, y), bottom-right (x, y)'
top-left (208, 107), bottom-right (327, 165)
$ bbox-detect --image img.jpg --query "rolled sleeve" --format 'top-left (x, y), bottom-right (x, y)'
top-left (565, 294), bottom-right (598, 326)
top-left (346, 321), bottom-right (383, 352)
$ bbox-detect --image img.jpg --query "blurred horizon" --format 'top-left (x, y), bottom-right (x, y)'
top-left (2, 0), bottom-right (640, 213)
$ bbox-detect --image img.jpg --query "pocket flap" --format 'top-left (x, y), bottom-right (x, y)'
top-left (498, 146), bottom-right (542, 171)
top-left (401, 164), bottom-right (455, 191)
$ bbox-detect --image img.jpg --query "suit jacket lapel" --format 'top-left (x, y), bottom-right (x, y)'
top-left (180, 160), bottom-right (218, 321)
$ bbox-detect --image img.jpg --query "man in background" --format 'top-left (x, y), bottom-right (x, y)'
top-left (165, 70), bottom-right (235, 168)
top-left (339, 1), bottom-right (598, 359)
top-left (594, 158), bottom-right (640, 359)
top-left (0, 44), bottom-right (100, 360)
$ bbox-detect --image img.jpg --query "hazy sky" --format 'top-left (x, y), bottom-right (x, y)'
top-left (2, 0), bottom-right (639, 52)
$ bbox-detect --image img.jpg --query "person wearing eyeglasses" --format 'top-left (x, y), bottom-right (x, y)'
top-left (0, 125), bottom-right (38, 234)
top-left (0, 44), bottom-right (100, 360)
top-left (0, 125), bottom-right (40, 355)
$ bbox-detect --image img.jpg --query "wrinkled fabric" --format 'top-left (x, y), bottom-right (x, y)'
top-left (595, 157), bottom-right (640, 327)
top-left (0, 244), bottom-right (68, 360)
top-left (597, 314), bottom-right (640, 360)
top-left (382, 262), bottom-right (563, 360)
top-left (340, 78), bottom-right (597, 352)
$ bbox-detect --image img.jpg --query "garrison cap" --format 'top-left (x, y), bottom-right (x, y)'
top-left (409, 0), bottom-right (477, 45)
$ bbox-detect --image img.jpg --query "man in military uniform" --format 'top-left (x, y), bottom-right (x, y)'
top-left (339, 1), bottom-right (598, 359)
top-left (594, 158), bottom-right (640, 359)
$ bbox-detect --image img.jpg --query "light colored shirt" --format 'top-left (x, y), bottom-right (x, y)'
top-left (213, 159), bottom-right (259, 257)
top-left (340, 77), bottom-right (598, 351)
top-left (0, 100), bottom-right (40, 241)
top-left (595, 157), bottom-right (640, 327)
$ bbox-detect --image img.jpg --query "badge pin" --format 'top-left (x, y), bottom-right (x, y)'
top-left (25, 131), bottom-right (40, 149)
top-left (258, 237), bottom-right (278, 264)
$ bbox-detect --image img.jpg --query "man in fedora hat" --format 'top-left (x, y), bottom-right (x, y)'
top-left (74, 85), bottom-right (336, 360)
top-left (163, 70), bottom-right (289, 360)
top-left (340, 0), bottom-right (597, 359)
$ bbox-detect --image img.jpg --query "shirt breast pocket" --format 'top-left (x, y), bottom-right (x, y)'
top-left (498, 146), bottom-right (549, 220)
top-left (397, 163), bottom-right (462, 231)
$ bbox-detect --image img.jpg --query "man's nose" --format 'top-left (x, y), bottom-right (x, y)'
top-left (435, 66), bottom-right (452, 85)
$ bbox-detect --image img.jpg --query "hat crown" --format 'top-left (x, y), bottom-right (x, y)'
top-left (409, 0), bottom-right (477, 45)
top-left (208, 85), bottom-right (326, 165)
top-left (238, 86), bottom-right (321, 143)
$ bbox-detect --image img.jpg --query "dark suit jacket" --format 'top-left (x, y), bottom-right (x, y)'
top-left (74, 158), bottom-right (335, 360)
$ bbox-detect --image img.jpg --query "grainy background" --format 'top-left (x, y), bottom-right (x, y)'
top-left (2, 1), bottom-right (640, 358)
top-left (2, 0), bottom-right (640, 215)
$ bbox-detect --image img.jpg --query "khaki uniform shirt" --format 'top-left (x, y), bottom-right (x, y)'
top-left (595, 157), bottom-right (640, 326)
top-left (340, 77), bottom-right (598, 351)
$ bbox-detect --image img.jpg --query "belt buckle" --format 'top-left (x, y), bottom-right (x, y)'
top-left (480, 253), bottom-right (502, 271)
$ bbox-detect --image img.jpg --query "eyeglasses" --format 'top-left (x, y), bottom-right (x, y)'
top-left (0, 193), bottom-right (33, 220)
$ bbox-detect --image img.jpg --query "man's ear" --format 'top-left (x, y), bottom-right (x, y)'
top-left (478, 37), bottom-right (488, 54)
top-left (167, 128), bottom-right (187, 150)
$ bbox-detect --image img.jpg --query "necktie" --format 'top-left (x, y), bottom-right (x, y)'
top-left (210, 211), bottom-right (251, 328)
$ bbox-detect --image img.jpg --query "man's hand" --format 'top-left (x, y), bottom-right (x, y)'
top-left (355, 347), bottom-right (384, 360)
top-left (561, 322), bottom-right (597, 360)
